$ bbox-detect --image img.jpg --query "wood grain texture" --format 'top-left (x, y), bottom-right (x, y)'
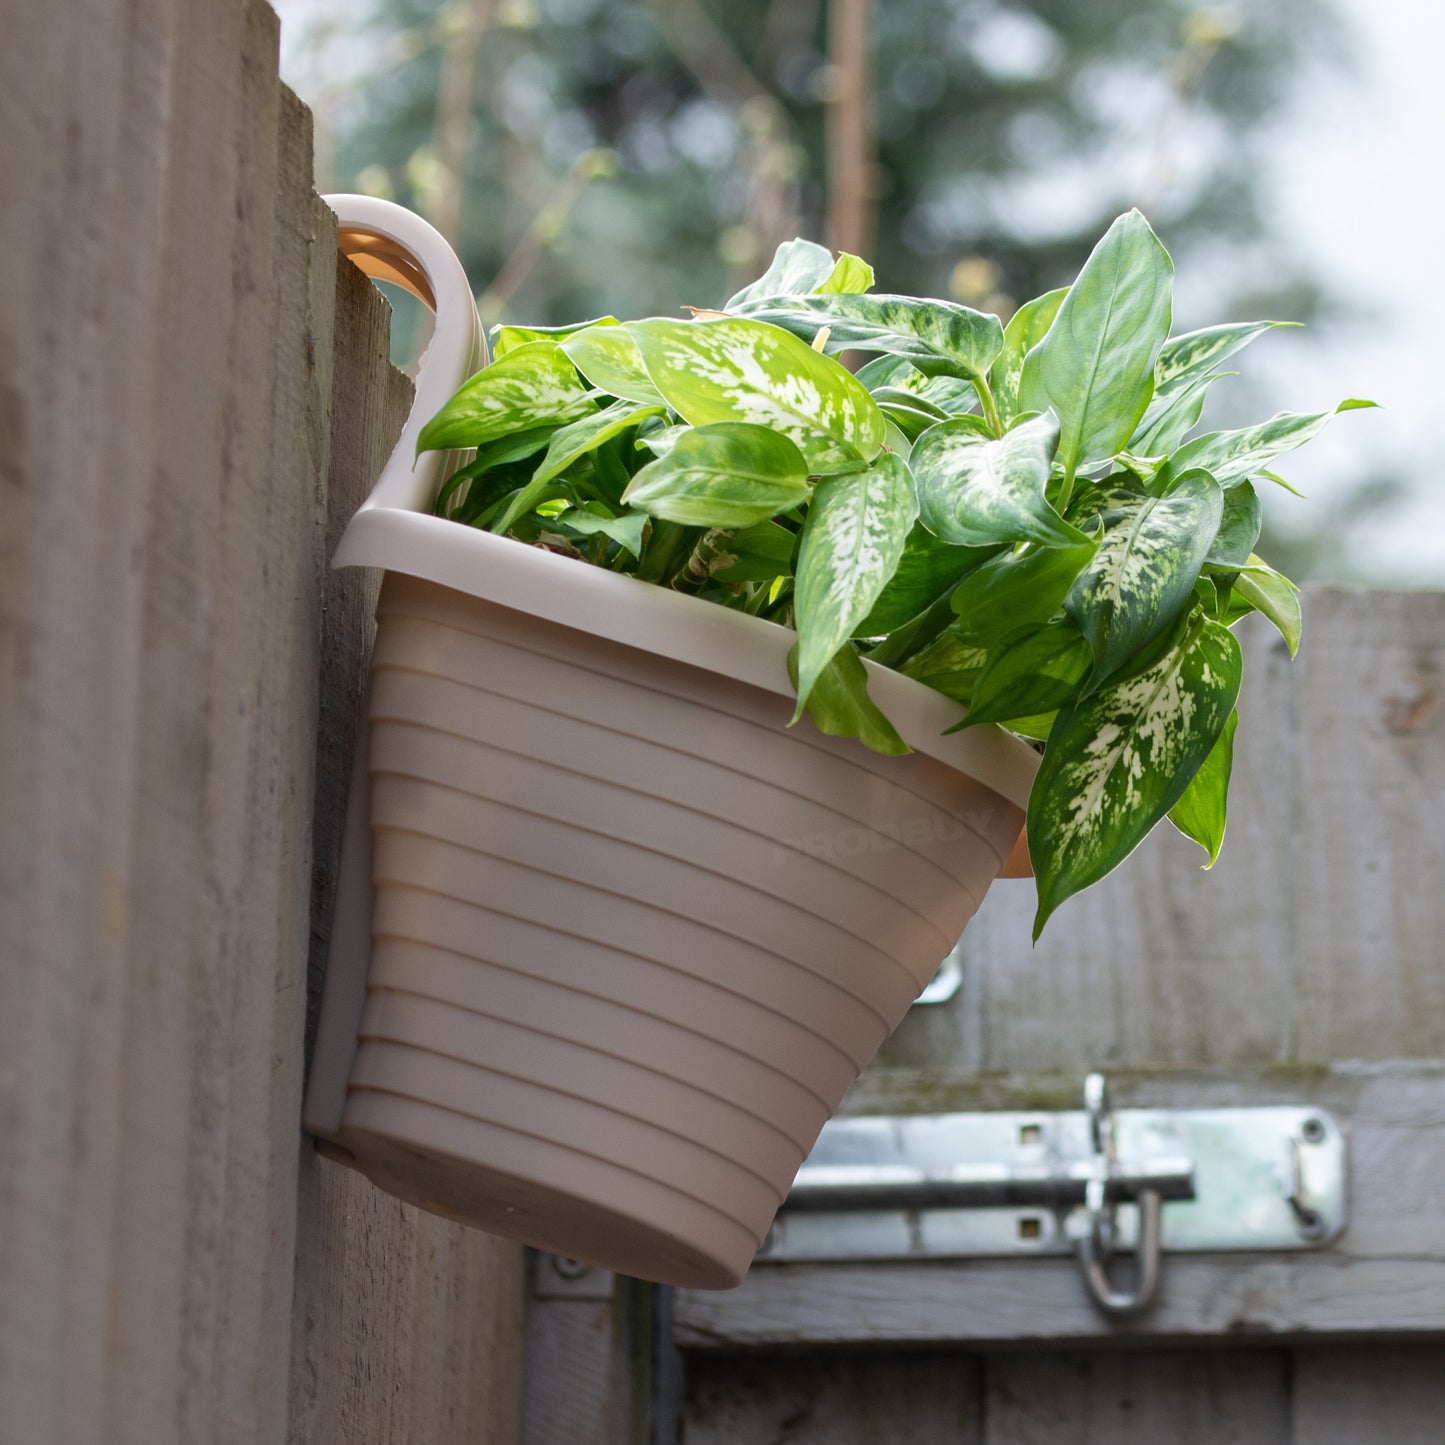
top-left (0, 2), bottom-right (527, 1440)
top-left (983, 1351), bottom-right (1290, 1445)
top-left (1291, 1344), bottom-right (1445, 1444)
top-left (682, 1353), bottom-right (983, 1445)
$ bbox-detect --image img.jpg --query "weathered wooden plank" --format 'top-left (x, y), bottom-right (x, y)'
top-left (1291, 1344), bottom-right (1445, 1444)
top-left (1294, 590), bottom-right (1445, 1060)
top-left (983, 1350), bottom-right (1290, 1444)
top-left (683, 1352), bottom-right (983, 1445)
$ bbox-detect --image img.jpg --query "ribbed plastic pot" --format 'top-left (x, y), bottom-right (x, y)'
top-left (302, 196), bottom-right (1041, 1290)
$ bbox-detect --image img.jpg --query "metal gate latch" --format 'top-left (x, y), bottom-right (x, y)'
top-left (758, 1074), bottom-right (1346, 1320)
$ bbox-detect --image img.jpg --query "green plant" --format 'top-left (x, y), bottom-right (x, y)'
top-left (418, 210), bottom-right (1369, 936)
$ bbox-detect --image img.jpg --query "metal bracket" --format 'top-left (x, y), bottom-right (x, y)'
top-left (757, 1074), bottom-right (1347, 1319)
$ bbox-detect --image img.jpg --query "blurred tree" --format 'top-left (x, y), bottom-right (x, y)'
top-left (290, 0), bottom-right (1346, 330)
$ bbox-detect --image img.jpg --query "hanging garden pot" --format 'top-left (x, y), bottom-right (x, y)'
top-left (303, 195), bottom-right (1358, 1289)
top-left (302, 196), bottom-right (1037, 1289)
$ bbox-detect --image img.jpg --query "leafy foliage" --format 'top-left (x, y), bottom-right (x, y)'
top-left (421, 211), bottom-right (1365, 934)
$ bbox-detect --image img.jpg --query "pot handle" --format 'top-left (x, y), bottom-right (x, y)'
top-left (325, 194), bottom-right (486, 516)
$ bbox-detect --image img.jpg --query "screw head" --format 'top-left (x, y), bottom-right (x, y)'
top-left (551, 1255), bottom-right (592, 1280)
top-left (1301, 1116), bottom-right (1326, 1144)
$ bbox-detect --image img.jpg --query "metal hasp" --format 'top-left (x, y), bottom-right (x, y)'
top-left (758, 1074), bottom-right (1347, 1320)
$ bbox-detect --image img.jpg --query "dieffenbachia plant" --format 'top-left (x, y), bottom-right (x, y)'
top-left (418, 210), bottom-right (1371, 936)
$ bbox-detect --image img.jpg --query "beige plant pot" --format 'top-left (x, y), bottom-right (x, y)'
top-left (302, 196), bottom-right (1040, 1289)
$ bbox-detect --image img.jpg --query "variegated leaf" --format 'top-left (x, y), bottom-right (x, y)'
top-left (950, 621), bottom-right (1092, 732)
top-left (951, 539), bottom-right (1097, 645)
top-left (853, 523), bottom-right (995, 637)
top-left (728, 292), bottom-right (1004, 384)
top-left (1168, 706), bottom-right (1238, 866)
top-left (1065, 468), bottom-right (1223, 684)
top-left (989, 286), bottom-right (1067, 422)
top-left (561, 324), bottom-right (667, 406)
top-left (418, 341), bottom-right (598, 453)
top-left (628, 317), bottom-right (885, 473)
top-left (913, 410), bottom-right (1088, 548)
top-left (788, 641), bottom-right (909, 755)
top-left (1130, 369), bottom-right (1218, 456)
top-left (554, 506), bottom-right (650, 558)
top-left (1028, 611), bottom-right (1242, 937)
top-left (726, 238), bottom-right (838, 309)
top-left (898, 624), bottom-right (990, 703)
top-left (1232, 554), bottom-right (1302, 656)
top-left (622, 421), bottom-right (811, 527)
top-left (1156, 320), bottom-right (1287, 388)
top-left (793, 451), bottom-right (917, 713)
top-left (1159, 399), bottom-right (1375, 490)
top-left (1018, 210), bottom-right (1173, 479)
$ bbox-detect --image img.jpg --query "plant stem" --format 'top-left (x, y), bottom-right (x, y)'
top-left (973, 376), bottom-right (1004, 437)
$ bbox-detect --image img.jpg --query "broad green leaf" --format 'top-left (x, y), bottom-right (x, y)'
top-left (871, 386), bottom-right (953, 438)
top-left (1232, 555), bottom-right (1302, 656)
top-left (1130, 370), bottom-right (1218, 456)
top-left (491, 317), bottom-right (618, 359)
top-left (637, 424), bottom-right (691, 457)
top-left (529, 400), bottom-right (665, 488)
top-left (1018, 210), bottom-right (1173, 478)
top-left (989, 286), bottom-right (1067, 422)
top-left (950, 622), bottom-right (1092, 731)
top-left (729, 292), bottom-right (1004, 384)
top-left (1204, 481), bottom-right (1262, 569)
top-left (554, 506), bottom-right (650, 557)
top-left (708, 519), bottom-right (798, 583)
top-left (793, 452), bottom-right (917, 714)
top-left (789, 642), bottom-right (909, 755)
top-left (898, 625), bottom-right (990, 703)
top-left (1065, 468), bottom-right (1223, 684)
top-left (561, 325), bottom-right (667, 405)
top-left (629, 317), bottom-right (885, 472)
top-left (913, 410), bottom-right (1089, 548)
top-left (726, 239), bottom-right (838, 309)
top-left (1168, 707), bottom-right (1238, 866)
top-left (1159, 400), bottom-right (1371, 490)
top-left (622, 421), bottom-right (811, 527)
top-left (853, 524), bottom-right (995, 636)
top-left (951, 540), bottom-right (1097, 645)
top-left (435, 427), bottom-right (556, 517)
top-left (817, 251), bottom-right (875, 294)
top-left (1028, 611), bottom-right (1242, 937)
top-left (419, 341), bottom-right (598, 453)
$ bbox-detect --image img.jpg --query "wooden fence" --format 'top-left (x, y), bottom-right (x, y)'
top-left (0, 3), bottom-right (525, 1441)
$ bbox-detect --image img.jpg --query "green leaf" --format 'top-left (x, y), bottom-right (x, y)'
top-left (1130, 370), bottom-right (1219, 456)
top-left (1028, 611), bottom-right (1242, 937)
top-left (788, 642), bottom-right (910, 755)
top-left (951, 540), bottom-right (1097, 645)
top-left (622, 421), bottom-right (811, 527)
top-left (793, 451), bottom-right (917, 714)
top-left (418, 341), bottom-right (598, 453)
top-left (1168, 707), bottom-right (1238, 866)
top-left (950, 621), bottom-right (1092, 731)
top-left (726, 239), bottom-right (838, 309)
top-left (729, 293), bottom-right (1004, 384)
top-left (898, 625), bottom-right (990, 703)
top-left (816, 251), bottom-right (875, 294)
top-left (530, 399), bottom-right (665, 488)
top-left (1204, 481), bottom-right (1262, 569)
top-left (628, 317), bottom-right (885, 473)
top-left (1065, 468), bottom-right (1223, 684)
top-left (1159, 400), bottom-right (1367, 490)
top-left (491, 317), bottom-right (618, 359)
top-left (1018, 210), bottom-right (1174, 478)
top-left (708, 519), bottom-right (798, 583)
top-left (1232, 555), bottom-right (1302, 656)
top-left (853, 524), bottom-right (995, 636)
top-left (561, 324), bottom-right (667, 405)
top-left (554, 506), bottom-right (650, 558)
top-left (989, 286), bottom-right (1066, 422)
top-left (913, 410), bottom-right (1089, 548)
top-left (1156, 320), bottom-right (1288, 388)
